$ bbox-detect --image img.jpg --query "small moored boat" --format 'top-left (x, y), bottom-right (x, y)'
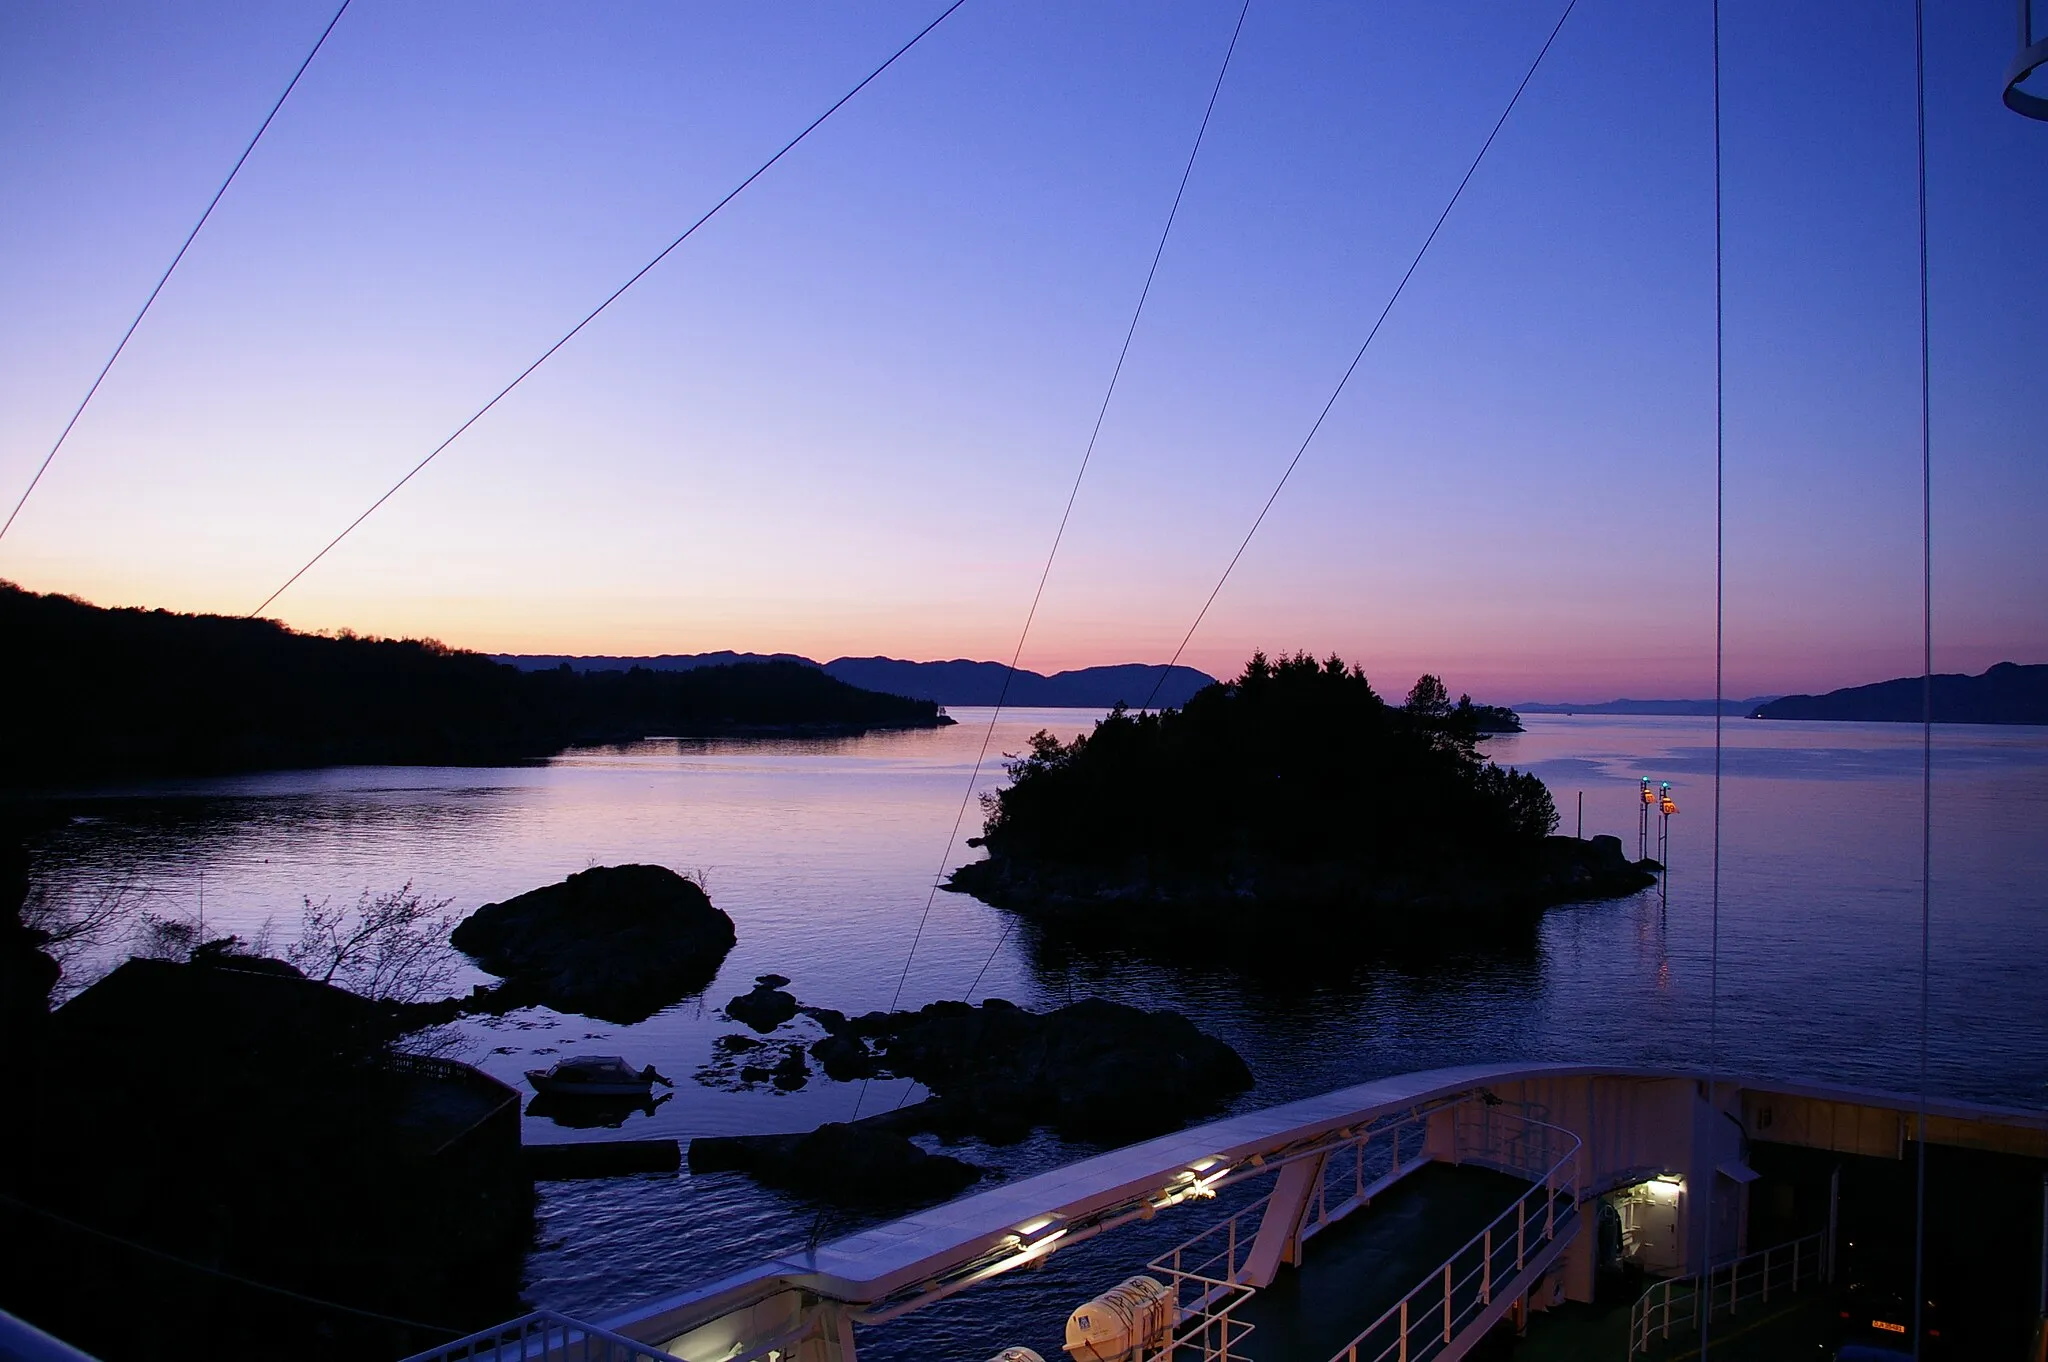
top-left (523, 1055), bottom-right (672, 1098)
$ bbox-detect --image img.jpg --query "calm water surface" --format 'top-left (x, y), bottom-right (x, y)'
top-left (21, 711), bottom-right (2048, 1344)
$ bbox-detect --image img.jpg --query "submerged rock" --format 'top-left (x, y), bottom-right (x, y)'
top-left (689, 1123), bottom-right (981, 1205)
top-left (450, 865), bottom-right (736, 1024)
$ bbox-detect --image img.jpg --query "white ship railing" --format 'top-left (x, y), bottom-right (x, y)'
top-left (401, 1308), bottom-right (679, 1362)
top-left (1151, 1103), bottom-right (1438, 1297)
top-left (1324, 1110), bottom-right (1582, 1362)
top-left (1152, 1268), bottom-right (1256, 1362)
top-left (1143, 1105), bottom-right (1446, 1362)
top-left (1624, 1230), bottom-right (1826, 1356)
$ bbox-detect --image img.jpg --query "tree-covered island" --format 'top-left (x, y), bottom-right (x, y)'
top-left (947, 652), bottom-right (1653, 937)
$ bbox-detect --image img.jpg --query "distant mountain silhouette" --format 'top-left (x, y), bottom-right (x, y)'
top-left (1513, 697), bottom-right (1777, 717)
top-left (823, 658), bottom-right (1215, 709)
top-left (1753, 662), bottom-right (2047, 724)
top-left (504, 650), bottom-right (813, 671)
top-left (495, 653), bottom-right (1218, 709)
top-left (0, 583), bottom-right (947, 787)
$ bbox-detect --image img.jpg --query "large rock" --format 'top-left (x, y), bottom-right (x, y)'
top-left (451, 865), bottom-right (736, 1023)
top-left (691, 993), bottom-right (1251, 1204)
top-left (689, 1123), bottom-right (981, 1205)
top-left (725, 975), bottom-right (799, 1032)
top-left (856, 997), bottom-right (1254, 1145)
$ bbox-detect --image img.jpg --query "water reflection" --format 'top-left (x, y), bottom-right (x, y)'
top-left (13, 711), bottom-right (2046, 1323)
top-left (526, 1091), bottom-right (673, 1130)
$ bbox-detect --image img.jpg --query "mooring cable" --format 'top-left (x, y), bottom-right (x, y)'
top-left (1139, 0), bottom-right (1577, 713)
top-left (249, 0), bottom-right (970, 617)
top-left (0, 0), bottom-right (353, 547)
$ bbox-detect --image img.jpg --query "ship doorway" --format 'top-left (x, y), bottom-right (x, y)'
top-left (1606, 1175), bottom-right (1686, 1278)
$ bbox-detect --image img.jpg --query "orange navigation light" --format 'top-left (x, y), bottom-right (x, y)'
top-left (1642, 783), bottom-right (1655, 804)
top-left (1661, 797), bottom-right (1678, 815)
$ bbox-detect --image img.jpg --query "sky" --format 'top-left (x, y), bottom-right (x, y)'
top-left (1, 1), bottom-right (2042, 702)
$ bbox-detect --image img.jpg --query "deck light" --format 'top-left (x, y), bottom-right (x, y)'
top-left (1644, 1175), bottom-right (1684, 1202)
top-left (1014, 1216), bottom-right (1065, 1245)
top-left (2008, 0), bottom-right (2048, 119)
top-left (999, 1221), bottom-right (1069, 1267)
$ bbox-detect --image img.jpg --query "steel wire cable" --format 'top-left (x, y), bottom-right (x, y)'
top-left (862, 0), bottom-right (1254, 1082)
top-left (962, 4), bottom-right (1577, 1012)
top-left (249, 0), bottom-right (970, 618)
top-left (1138, 0), bottom-right (1577, 714)
top-left (1702, 2), bottom-right (1726, 1354)
top-left (1911, 0), bottom-right (1933, 1354)
top-left (0, 1189), bottom-right (458, 1336)
top-left (0, 0), bottom-right (353, 547)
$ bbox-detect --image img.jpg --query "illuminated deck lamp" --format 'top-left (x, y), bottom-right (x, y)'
top-left (2008, 0), bottom-right (2048, 120)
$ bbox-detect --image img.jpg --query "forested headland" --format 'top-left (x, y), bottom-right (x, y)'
top-left (1752, 661), bottom-right (2047, 725)
top-left (0, 582), bottom-right (948, 786)
top-left (947, 652), bottom-right (1650, 935)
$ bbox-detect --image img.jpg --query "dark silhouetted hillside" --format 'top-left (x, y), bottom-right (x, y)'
top-left (495, 651), bottom-right (1218, 708)
top-left (0, 583), bottom-right (947, 787)
top-left (1753, 663), bottom-right (2047, 725)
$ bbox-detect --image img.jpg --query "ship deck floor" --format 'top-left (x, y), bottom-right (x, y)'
top-left (1507, 1289), bottom-right (1840, 1361)
top-left (1234, 1161), bottom-right (1535, 1362)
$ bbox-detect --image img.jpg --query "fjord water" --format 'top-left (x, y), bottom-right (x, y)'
top-left (22, 712), bottom-right (2048, 1324)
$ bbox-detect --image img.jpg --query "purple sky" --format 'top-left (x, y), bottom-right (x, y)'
top-left (1, 2), bottom-right (2041, 701)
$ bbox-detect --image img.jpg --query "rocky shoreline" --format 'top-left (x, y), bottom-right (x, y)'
top-left (688, 990), bottom-right (1255, 1204)
top-left (945, 834), bottom-right (1659, 939)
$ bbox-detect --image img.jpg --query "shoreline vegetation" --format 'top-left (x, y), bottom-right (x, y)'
top-left (0, 582), bottom-right (950, 788)
top-left (946, 652), bottom-right (1655, 941)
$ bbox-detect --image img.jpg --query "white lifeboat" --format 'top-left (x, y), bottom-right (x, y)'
top-left (1063, 1276), bottom-right (1173, 1362)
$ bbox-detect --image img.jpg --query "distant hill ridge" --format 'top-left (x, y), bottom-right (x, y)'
top-left (1753, 662), bottom-right (2047, 725)
top-left (496, 653), bottom-right (1218, 709)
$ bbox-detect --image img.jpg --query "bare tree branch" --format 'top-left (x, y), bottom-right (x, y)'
top-left (287, 884), bottom-right (461, 1005)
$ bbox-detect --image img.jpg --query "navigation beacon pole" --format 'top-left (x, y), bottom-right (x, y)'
top-left (1656, 783), bottom-right (1678, 910)
top-left (1639, 777), bottom-right (1653, 861)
